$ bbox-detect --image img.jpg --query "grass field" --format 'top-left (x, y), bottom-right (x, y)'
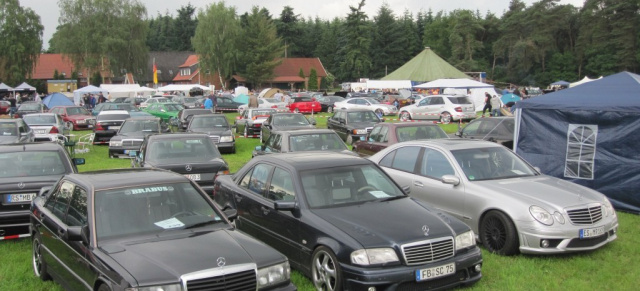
top-left (1, 112), bottom-right (638, 291)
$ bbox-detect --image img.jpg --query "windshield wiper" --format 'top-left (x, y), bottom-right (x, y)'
top-left (184, 219), bottom-right (221, 229)
top-left (378, 195), bottom-right (406, 202)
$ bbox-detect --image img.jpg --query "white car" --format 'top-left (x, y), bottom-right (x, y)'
top-left (22, 113), bottom-right (69, 143)
top-left (139, 97), bottom-right (170, 109)
top-left (398, 94), bottom-right (476, 124)
top-left (238, 98), bottom-right (288, 114)
top-left (333, 97), bottom-right (397, 116)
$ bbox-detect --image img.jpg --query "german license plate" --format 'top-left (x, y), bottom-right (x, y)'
top-left (35, 130), bottom-right (46, 134)
top-left (5, 193), bottom-right (36, 204)
top-left (416, 262), bottom-right (456, 281)
top-left (184, 174), bottom-right (201, 181)
top-left (110, 126), bottom-right (120, 130)
top-left (580, 226), bottom-right (605, 238)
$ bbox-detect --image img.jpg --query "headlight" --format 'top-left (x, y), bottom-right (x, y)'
top-left (219, 135), bottom-right (234, 142)
top-left (352, 129), bottom-right (368, 135)
top-left (553, 211), bottom-right (565, 224)
top-left (126, 284), bottom-right (181, 291)
top-left (530, 206), bottom-right (554, 225)
top-left (350, 248), bottom-right (399, 266)
top-left (602, 197), bottom-right (615, 217)
top-left (455, 230), bottom-right (476, 250)
top-left (109, 140), bottom-right (122, 147)
top-left (257, 261), bottom-right (290, 288)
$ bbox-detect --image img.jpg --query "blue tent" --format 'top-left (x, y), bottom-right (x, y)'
top-left (233, 93), bottom-right (249, 104)
top-left (43, 92), bottom-right (74, 107)
top-left (514, 71), bottom-right (640, 213)
top-left (500, 93), bottom-right (521, 105)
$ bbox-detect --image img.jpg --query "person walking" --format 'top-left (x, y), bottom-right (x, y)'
top-left (490, 95), bottom-right (501, 117)
top-left (481, 92), bottom-right (492, 117)
top-left (248, 93), bottom-right (258, 108)
top-left (204, 95), bottom-right (213, 110)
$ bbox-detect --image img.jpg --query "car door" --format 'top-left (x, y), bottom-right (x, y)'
top-left (264, 133), bottom-right (282, 153)
top-left (234, 163), bottom-right (275, 240)
top-left (356, 125), bottom-right (387, 156)
top-left (411, 97), bottom-right (431, 120)
top-left (424, 96), bottom-right (445, 119)
top-left (18, 120), bottom-right (34, 142)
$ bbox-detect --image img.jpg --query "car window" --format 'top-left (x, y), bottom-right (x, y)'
top-left (0, 123), bottom-right (17, 136)
top-left (67, 186), bottom-right (88, 226)
top-left (447, 96), bottom-right (472, 104)
top-left (0, 151), bottom-right (67, 177)
top-left (46, 181), bottom-right (74, 221)
top-left (452, 147), bottom-right (536, 181)
top-left (242, 163), bottom-right (274, 196)
top-left (379, 126), bottom-right (389, 142)
top-left (462, 121), bottom-right (482, 135)
top-left (146, 137), bottom-right (221, 163)
top-left (265, 134), bottom-right (280, 152)
top-left (274, 114), bottom-right (309, 126)
top-left (398, 126), bottom-right (448, 141)
top-left (379, 146), bottom-right (421, 172)
top-left (369, 126), bottom-right (382, 142)
top-left (419, 148), bottom-right (455, 179)
top-left (267, 167), bottom-right (295, 201)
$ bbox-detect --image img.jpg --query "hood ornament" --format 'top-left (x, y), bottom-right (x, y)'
top-left (422, 225), bottom-right (430, 236)
top-left (217, 257), bottom-right (226, 267)
top-left (185, 164), bottom-right (192, 172)
top-left (18, 182), bottom-right (25, 189)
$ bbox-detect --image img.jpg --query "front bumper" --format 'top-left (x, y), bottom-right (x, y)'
top-left (0, 209), bottom-right (31, 238)
top-left (33, 134), bottom-right (65, 143)
top-left (340, 247), bottom-right (482, 290)
top-left (216, 141), bottom-right (235, 153)
top-left (109, 145), bottom-right (142, 158)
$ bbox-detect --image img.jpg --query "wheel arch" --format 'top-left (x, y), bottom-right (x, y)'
top-left (477, 207), bottom-right (523, 245)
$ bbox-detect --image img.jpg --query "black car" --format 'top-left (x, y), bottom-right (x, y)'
top-left (252, 129), bottom-right (354, 157)
top-left (131, 133), bottom-right (230, 196)
top-left (327, 108), bottom-right (383, 144)
top-left (213, 152), bottom-right (483, 290)
top-left (93, 110), bottom-right (130, 145)
top-left (172, 96), bottom-right (200, 109)
top-left (177, 108), bottom-right (213, 131)
top-left (213, 96), bottom-right (244, 113)
top-left (108, 117), bottom-right (169, 158)
top-left (259, 112), bottom-right (316, 143)
top-left (187, 114), bottom-right (236, 154)
top-left (316, 95), bottom-right (344, 113)
top-left (0, 118), bottom-right (35, 144)
top-left (14, 102), bottom-right (48, 118)
top-left (30, 168), bottom-right (295, 291)
top-left (1, 143), bottom-right (83, 240)
top-left (454, 117), bottom-right (515, 149)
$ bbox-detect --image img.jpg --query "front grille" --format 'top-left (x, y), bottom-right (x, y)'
top-left (397, 270), bottom-right (468, 291)
top-left (566, 205), bottom-right (602, 225)
top-left (567, 234), bottom-right (608, 248)
top-left (122, 139), bottom-right (143, 146)
top-left (183, 264), bottom-right (257, 291)
top-left (366, 127), bottom-right (373, 134)
top-left (209, 135), bottom-right (221, 143)
top-left (401, 237), bottom-right (454, 265)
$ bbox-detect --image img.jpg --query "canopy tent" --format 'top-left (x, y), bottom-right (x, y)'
top-left (513, 71), bottom-right (640, 213)
top-left (157, 84), bottom-right (213, 92)
top-left (258, 88), bottom-right (279, 98)
top-left (366, 80), bottom-right (412, 90)
top-left (43, 92), bottom-right (74, 108)
top-left (233, 94), bottom-right (249, 104)
top-left (73, 85), bottom-right (108, 105)
top-left (569, 76), bottom-right (601, 88)
top-left (0, 83), bottom-right (13, 91)
top-left (381, 47), bottom-right (470, 82)
top-left (550, 80), bottom-right (570, 86)
top-left (100, 84), bottom-right (143, 98)
top-left (500, 93), bottom-right (521, 105)
top-left (14, 82), bottom-right (36, 91)
top-left (414, 78), bottom-right (493, 89)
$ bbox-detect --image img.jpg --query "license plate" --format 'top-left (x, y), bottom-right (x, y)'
top-left (184, 174), bottom-right (201, 181)
top-left (36, 130), bottom-right (46, 134)
top-left (416, 262), bottom-right (456, 281)
top-left (580, 226), bottom-right (605, 238)
top-left (77, 120), bottom-right (86, 124)
top-left (5, 193), bottom-right (36, 204)
top-left (110, 126), bottom-right (120, 130)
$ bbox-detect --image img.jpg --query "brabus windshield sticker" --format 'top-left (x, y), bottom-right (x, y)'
top-left (125, 186), bottom-right (174, 195)
top-left (154, 218), bottom-right (185, 229)
top-left (369, 191), bottom-right (391, 198)
top-left (185, 139), bottom-right (203, 144)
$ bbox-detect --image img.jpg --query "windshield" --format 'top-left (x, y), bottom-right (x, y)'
top-left (164, 104), bottom-right (183, 111)
top-left (183, 97), bottom-right (198, 103)
top-left (23, 115), bottom-right (56, 125)
top-left (94, 182), bottom-right (225, 241)
top-left (273, 114), bottom-right (309, 126)
top-left (347, 111), bottom-right (379, 123)
top-left (451, 146), bottom-right (536, 181)
top-left (19, 103), bottom-right (41, 110)
top-left (97, 113), bottom-right (130, 121)
top-left (252, 109), bottom-right (274, 117)
top-left (66, 107), bottom-right (90, 115)
top-left (447, 96), bottom-right (472, 104)
top-left (119, 120), bottom-right (160, 134)
top-left (364, 97), bottom-right (381, 104)
top-left (114, 104), bottom-right (136, 111)
top-left (300, 164), bottom-right (404, 208)
top-left (190, 116), bottom-right (229, 129)
top-left (0, 151), bottom-right (67, 177)
top-left (146, 138), bottom-right (222, 163)
top-left (396, 125), bottom-right (448, 142)
top-left (289, 133), bottom-right (348, 152)
top-left (0, 123), bottom-right (17, 136)
top-left (157, 98), bottom-right (170, 103)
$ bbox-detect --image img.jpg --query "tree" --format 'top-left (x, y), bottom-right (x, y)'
top-left (308, 68), bottom-right (318, 90)
top-left (448, 9), bottom-right (484, 71)
top-left (52, 0), bottom-right (148, 84)
top-left (192, 1), bottom-right (242, 90)
top-left (53, 69), bottom-right (61, 80)
top-left (90, 71), bottom-right (101, 86)
top-left (173, 4), bottom-right (198, 51)
top-left (237, 6), bottom-right (285, 88)
top-left (369, 3), bottom-right (405, 78)
top-left (276, 6), bottom-right (301, 57)
top-left (338, 0), bottom-right (372, 81)
top-left (0, 0), bottom-right (43, 85)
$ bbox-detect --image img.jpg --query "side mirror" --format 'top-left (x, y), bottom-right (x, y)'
top-left (533, 166), bottom-right (541, 173)
top-left (274, 200), bottom-right (297, 211)
top-left (39, 186), bottom-right (52, 197)
top-left (441, 175), bottom-right (460, 186)
top-left (401, 185), bottom-right (411, 195)
top-left (73, 158), bottom-right (85, 165)
top-left (223, 208), bottom-right (238, 220)
top-left (254, 145), bottom-right (262, 151)
top-left (65, 225), bottom-right (87, 244)
top-left (308, 118), bottom-right (317, 125)
top-left (455, 131), bottom-right (462, 137)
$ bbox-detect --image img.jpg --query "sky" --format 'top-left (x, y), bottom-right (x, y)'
top-left (20, 0), bottom-right (585, 50)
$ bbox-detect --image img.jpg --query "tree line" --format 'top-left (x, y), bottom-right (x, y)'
top-left (1, 0), bottom-right (639, 90)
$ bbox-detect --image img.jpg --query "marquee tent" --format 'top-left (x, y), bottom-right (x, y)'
top-left (569, 76), bottom-right (601, 88)
top-left (366, 80), bottom-right (413, 90)
top-left (43, 92), bottom-right (74, 108)
top-left (513, 71), bottom-right (640, 213)
top-left (550, 80), bottom-right (570, 86)
top-left (73, 85), bottom-right (108, 105)
top-left (157, 84), bottom-right (212, 92)
top-left (14, 82), bottom-right (36, 91)
top-left (416, 78), bottom-right (498, 111)
top-left (381, 47), bottom-right (470, 82)
top-left (0, 83), bottom-right (13, 91)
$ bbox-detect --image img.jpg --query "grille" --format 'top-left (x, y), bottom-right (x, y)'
top-left (567, 234), bottom-right (608, 248)
top-left (401, 237), bottom-right (454, 265)
top-left (182, 264), bottom-right (257, 291)
top-left (366, 127), bottom-right (373, 134)
top-left (122, 139), bottom-right (143, 146)
top-left (209, 135), bottom-right (221, 143)
top-left (566, 205), bottom-right (602, 225)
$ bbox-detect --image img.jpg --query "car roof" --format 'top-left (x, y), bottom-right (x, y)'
top-left (24, 112), bottom-right (56, 116)
top-left (0, 118), bottom-right (22, 124)
top-left (252, 152), bottom-right (369, 171)
top-left (67, 168), bottom-right (188, 191)
top-left (98, 110), bottom-right (130, 115)
top-left (148, 132), bottom-right (209, 140)
top-left (124, 116), bottom-right (160, 121)
top-left (0, 142), bottom-right (65, 153)
top-left (391, 138), bottom-right (503, 151)
top-left (276, 128), bottom-right (336, 135)
top-left (334, 108), bottom-right (375, 112)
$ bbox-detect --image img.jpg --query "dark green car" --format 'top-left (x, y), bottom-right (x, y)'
top-left (143, 103), bottom-right (183, 123)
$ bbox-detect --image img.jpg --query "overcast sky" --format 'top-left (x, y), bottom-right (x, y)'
top-left (21, 0), bottom-right (584, 50)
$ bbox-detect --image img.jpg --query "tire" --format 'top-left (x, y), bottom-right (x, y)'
top-left (346, 134), bottom-right (354, 145)
top-left (399, 111), bottom-right (411, 121)
top-left (32, 233), bottom-right (51, 281)
top-left (97, 284), bottom-right (111, 291)
top-left (231, 146), bottom-right (236, 154)
top-left (479, 210), bottom-right (519, 256)
top-left (65, 121), bottom-right (74, 131)
top-left (327, 106), bottom-right (333, 113)
top-left (244, 126), bottom-right (248, 138)
top-left (311, 246), bottom-right (343, 291)
top-left (440, 112), bottom-right (452, 124)
top-left (375, 109), bottom-right (384, 116)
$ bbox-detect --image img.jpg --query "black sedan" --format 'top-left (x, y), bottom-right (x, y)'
top-left (454, 116), bottom-right (515, 149)
top-left (259, 112), bottom-right (316, 143)
top-left (108, 117), bottom-right (169, 158)
top-left (30, 168), bottom-right (295, 291)
top-left (253, 129), bottom-right (354, 157)
top-left (213, 152), bottom-right (483, 290)
top-left (131, 133), bottom-right (230, 196)
top-left (327, 108), bottom-right (383, 144)
top-left (14, 102), bottom-right (48, 118)
top-left (93, 110), bottom-right (130, 145)
top-left (316, 95), bottom-right (344, 113)
top-left (214, 96), bottom-right (244, 113)
top-left (187, 114), bottom-right (236, 154)
top-left (1, 143), bottom-right (83, 240)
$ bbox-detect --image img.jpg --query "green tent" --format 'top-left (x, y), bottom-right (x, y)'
top-left (381, 47), bottom-right (470, 82)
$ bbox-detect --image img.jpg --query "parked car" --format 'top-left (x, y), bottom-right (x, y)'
top-left (238, 98), bottom-right (288, 114)
top-left (0, 118), bottom-right (34, 144)
top-left (369, 139), bottom-right (619, 255)
top-left (14, 102), bottom-right (48, 118)
top-left (234, 108), bottom-right (276, 138)
top-left (0, 100), bottom-right (10, 114)
top-left (1, 143), bottom-right (83, 240)
top-left (93, 110), bottom-right (130, 145)
top-left (177, 108), bottom-right (213, 131)
top-left (186, 114), bottom-right (236, 154)
top-left (112, 96), bottom-right (146, 106)
top-left (139, 97), bottom-right (171, 109)
top-left (333, 97), bottom-right (398, 116)
top-left (454, 116), bottom-right (515, 149)
top-left (327, 108), bottom-right (383, 145)
top-left (143, 102), bottom-right (183, 124)
top-left (352, 122), bottom-right (449, 157)
top-left (253, 129), bottom-right (354, 157)
top-left (213, 152), bottom-right (483, 290)
top-left (49, 106), bottom-right (96, 131)
top-left (131, 133), bottom-right (230, 196)
top-left (287, 96), bottom-right (321, 113)
top-left (315, 95), bottom-right (345, 113)
top-left (398, 94), bottom-right (477, 124)
top-left (22, 113), bottom-right (70, 143)
top-left (259, 112), bottom-right (316, 143)
top-left (172, 95), bottom-right (200, 108)
top-left (92, 102), bottom-right (152, 117)
top-left (108, 117), bottom-right (168, 158)
top-left (30, 168), bottom-right (295, 291)
top-left (213, 96), bottom-right (244, 113)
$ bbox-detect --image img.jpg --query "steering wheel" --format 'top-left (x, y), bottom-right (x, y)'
top-left (357, 186), bottom-right (377, 196)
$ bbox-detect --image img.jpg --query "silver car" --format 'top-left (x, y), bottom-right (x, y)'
top-left (398, 94), bottom-right (476, 124)
top-left (22, 113), bottom-right (69, 143)
top-left (368, 139), bottom-right (618, 255)
top-left (333, 97), bottom-right (398, 116)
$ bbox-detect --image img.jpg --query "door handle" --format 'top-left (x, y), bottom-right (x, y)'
top-left (413, 181), bottom-right (424, 187)
top-left (235, 194), bottom-right (243, 203)
top-left (57, 228), bottom-right (66, 238)
top-left (261, 206), bottom-right (270, 216)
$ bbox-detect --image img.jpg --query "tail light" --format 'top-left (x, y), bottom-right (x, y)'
top-left (271, 105), bottom-right (277, 108)
top-left (454, 107), bottom-right (462, 112)
top-left (49, 126), bottom-right (59, 133)
top-left (213, 169), bottom-right (231, 182)
top-left (94, 123), bottom-right (105, 131)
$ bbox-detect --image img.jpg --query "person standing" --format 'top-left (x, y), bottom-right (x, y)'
top-left (204, 95), bottom-right (213, 110)
top-left (8, 95), bottom-right (17, 118)
top-left (490, 95), bottom-right (501, 117)
top-left (248, 93), bottom-right (258, 108)
top-left (481, 92), bottom-right (492, 117)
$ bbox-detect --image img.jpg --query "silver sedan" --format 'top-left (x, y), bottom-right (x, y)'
top-left (368, 139), bottom-right (618, 255)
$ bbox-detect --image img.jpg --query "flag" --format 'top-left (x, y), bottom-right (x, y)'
top-left (153, 62), bottom-right (158, 84)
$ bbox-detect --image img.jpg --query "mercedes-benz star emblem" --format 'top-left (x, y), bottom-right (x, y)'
top-left (18, 182), bottom-right (25, 189)
top-left (422, 225), bottom-right (430, 236)
top-left (216, 257), bottom-right (226, 267)
top-left (185, 165), bottom-right (192, 172)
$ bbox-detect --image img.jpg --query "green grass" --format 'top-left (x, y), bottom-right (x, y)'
top-left (2, 112), bottom-right (639, 291)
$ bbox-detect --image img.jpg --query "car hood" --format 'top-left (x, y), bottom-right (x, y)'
top-left (147, 158), bottom-right (227, 174)
top-left (190, 128), bottom-right (232, 135)
top-left (0, 136), bottom-right (21, 143)
top-left (475, 175), bottom-right (605, 209)
top-left (100, 229), bottom-right (284, 287)
top-left (311, 198), bottom-right (460, 247)
top-left (272, 124), bottom-right (315, 130)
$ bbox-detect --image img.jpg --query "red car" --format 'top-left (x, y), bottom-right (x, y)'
top-left (0, 100), bottom-right (9, 115)
top-left (352, 122), bottom-right (449, 157)
top-left (49, 105), bottom-right (96, 130)
top-left (287, 96), bottom-right (321, 113)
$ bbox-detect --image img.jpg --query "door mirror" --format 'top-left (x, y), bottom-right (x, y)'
top-left (223, 208), bottom-right (238, 220)
top-left (274, 200), bottom-right (297, 211)
top-left (401, 185), bottom-right (411, 195)
top-left (73, 158), bottom-right (85, 165)
top-left (441, 175), bottom-right (460, 186)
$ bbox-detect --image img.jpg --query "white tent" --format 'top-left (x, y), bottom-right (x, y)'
top-left (443, 88), bottom-right (501, 112)
top-left (73, 85), bottom-right (108, 105)
top-left (13, 82), bottom-right (36, 91)
top-left (157, 84), bottom-right (213, 92)
top-left (414, 78), bottom-right (493, 89)
top-left (100, 84), bottom-right (142, 98)
top-left (0, 83), bottom-right (13, 91)
top-left (569, 76), bottom-right (602, 88)
top-left (366, 80), bottom-right (412, 90)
